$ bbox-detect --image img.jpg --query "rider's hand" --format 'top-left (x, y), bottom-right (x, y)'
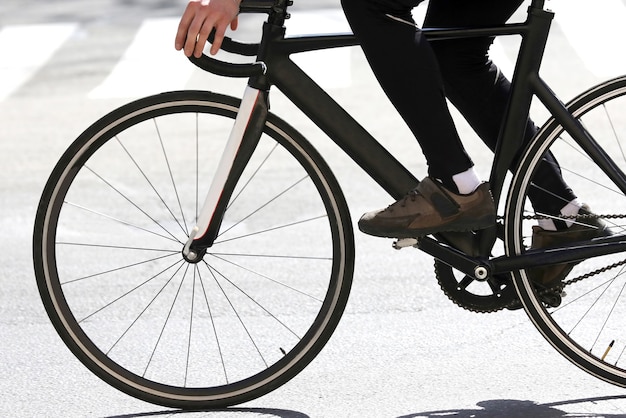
top-left (175, 0), bottom-right (240, 58)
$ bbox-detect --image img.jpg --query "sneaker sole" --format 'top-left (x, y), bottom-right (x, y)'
top-left (359, 214), bottom-right (496, 239)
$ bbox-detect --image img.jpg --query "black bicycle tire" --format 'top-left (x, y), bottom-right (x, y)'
top-left (505, 75), bottom-right (626, 386)
top-left (32, 90), bottom-right (355, 408)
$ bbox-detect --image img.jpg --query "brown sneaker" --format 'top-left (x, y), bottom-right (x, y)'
top-left (528, 204), bottom-right (611, 287)
top-left (358, 177), bottom-right (496, 238)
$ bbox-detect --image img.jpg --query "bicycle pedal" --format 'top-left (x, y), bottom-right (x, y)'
top-left (393, 238), bottom-right (419, 250)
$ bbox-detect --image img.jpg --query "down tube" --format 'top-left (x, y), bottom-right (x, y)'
top-left (269, 56), bottom-right (419, 201)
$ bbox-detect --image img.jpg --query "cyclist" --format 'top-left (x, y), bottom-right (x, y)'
top-left (174, 0), bottom-right (608, 286)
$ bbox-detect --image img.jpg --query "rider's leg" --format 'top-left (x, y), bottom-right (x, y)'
top-left (342, 0), bottom-right (496, 238)
top-left (341, 0), bottom-right (477, 193)
top-left (424, 0), bottom-right (577, 220)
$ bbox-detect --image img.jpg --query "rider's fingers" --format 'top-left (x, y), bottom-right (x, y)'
top-left (210, 17), bottom-right (239, 55)
top-left (208, 25), bottom-right (228, 56)
top-left (176, 0), bottom-right (240, 58)
top-left (195, 19), bottom-right (216, 57)
top-left (184, 18), bottom-right (207, 57)
top-left (175, 3), bottom-right (197, 51)
top-left (177, 8), bottom-right (208, 58)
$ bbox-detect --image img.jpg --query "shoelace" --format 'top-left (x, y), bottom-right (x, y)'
top-left (385, 188), bottom-right (420, 212)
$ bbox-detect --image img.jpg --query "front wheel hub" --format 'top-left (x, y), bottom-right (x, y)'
top-left (182, 246), bottom-right (207, 264)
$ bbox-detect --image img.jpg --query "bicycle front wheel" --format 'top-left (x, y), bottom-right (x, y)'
top-left (506, 76), bottom-right (626, 386)
top-left (33, 91), bottom-right (354, 408)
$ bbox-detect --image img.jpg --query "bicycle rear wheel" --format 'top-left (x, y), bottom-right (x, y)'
top-left (506, 76), bottom-right (626, 386)
top-left (33, 90), bottom-right (354, 408)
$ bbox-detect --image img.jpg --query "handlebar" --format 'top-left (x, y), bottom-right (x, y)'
top-left (220, 35), bottom-right (259, 57)
top-left (188, 53), bottom-right (266, 77)
top-left (188, 32), bottom-right (265, 78)
top-left (187, 0), bottom-right (288, 78)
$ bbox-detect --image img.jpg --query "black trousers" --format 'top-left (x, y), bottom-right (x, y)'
top-left (341, 0), bottom-right (576, 214)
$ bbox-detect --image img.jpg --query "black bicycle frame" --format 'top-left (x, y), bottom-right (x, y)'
top-left (191, 0), bottom-right (626, 279)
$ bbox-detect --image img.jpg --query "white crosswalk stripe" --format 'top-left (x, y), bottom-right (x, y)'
top-left (0, 23), bottom-right (77, 101)
top-left (88, 18), bottom-right (194, 99)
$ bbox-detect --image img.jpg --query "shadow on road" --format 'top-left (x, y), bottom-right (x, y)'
top-left (103, 395), bottom-right (626, 418)
top-left (107, 407), bottom-right (310, 418)
top-left (399, 395), bottom-right (626, 418)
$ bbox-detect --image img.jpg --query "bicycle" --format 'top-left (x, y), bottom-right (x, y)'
top-left (32, 0), bottom-right (626, 410)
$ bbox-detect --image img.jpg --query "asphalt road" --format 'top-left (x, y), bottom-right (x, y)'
top-left (4, 1), bottom-right (626, 417)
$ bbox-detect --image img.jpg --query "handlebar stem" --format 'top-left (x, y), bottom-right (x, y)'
top-left (529, 0), bottom-right (546, 9)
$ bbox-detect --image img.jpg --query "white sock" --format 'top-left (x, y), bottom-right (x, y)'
top-left (452, 167), bottom-right (481, 194)
top-left (537, 198), bottom-right (582, 231)
top-left (537, 218), bottom-right (557, 231)
top-left (561, 199), bottom-right (582, 227)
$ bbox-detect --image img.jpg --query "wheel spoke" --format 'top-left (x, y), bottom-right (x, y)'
top-left (216, 175), bottom-right (310, 239)
top-left (206, 263), bottom-right (270, 368)
top-left (83, 165), bottom-right (182, 242)
top-left (215, 214), bottom-right (329, 245)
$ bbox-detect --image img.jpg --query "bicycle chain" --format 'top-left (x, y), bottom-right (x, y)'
top-left (439, 213), bottom-right (625, 313)
top-left (502, 258), bottom-right (626, 311)
top-left (507, 213), bottom-right (624, 310)
top-left (497, 213), bottom-right (626, 221)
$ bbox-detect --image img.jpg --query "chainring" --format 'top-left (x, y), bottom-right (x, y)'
top-left (434, 260), bottom-right (520, 313)
top-left (435, 213), bottom-right (625, 312)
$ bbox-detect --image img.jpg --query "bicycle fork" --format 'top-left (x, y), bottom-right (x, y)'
top-left (182, 85), bottom-right (269, 262)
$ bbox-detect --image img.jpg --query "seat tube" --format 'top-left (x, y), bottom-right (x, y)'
top-left (489, 4), bottom-right (554, 203)
top-left (183, 85), bottom-right (269, 258)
